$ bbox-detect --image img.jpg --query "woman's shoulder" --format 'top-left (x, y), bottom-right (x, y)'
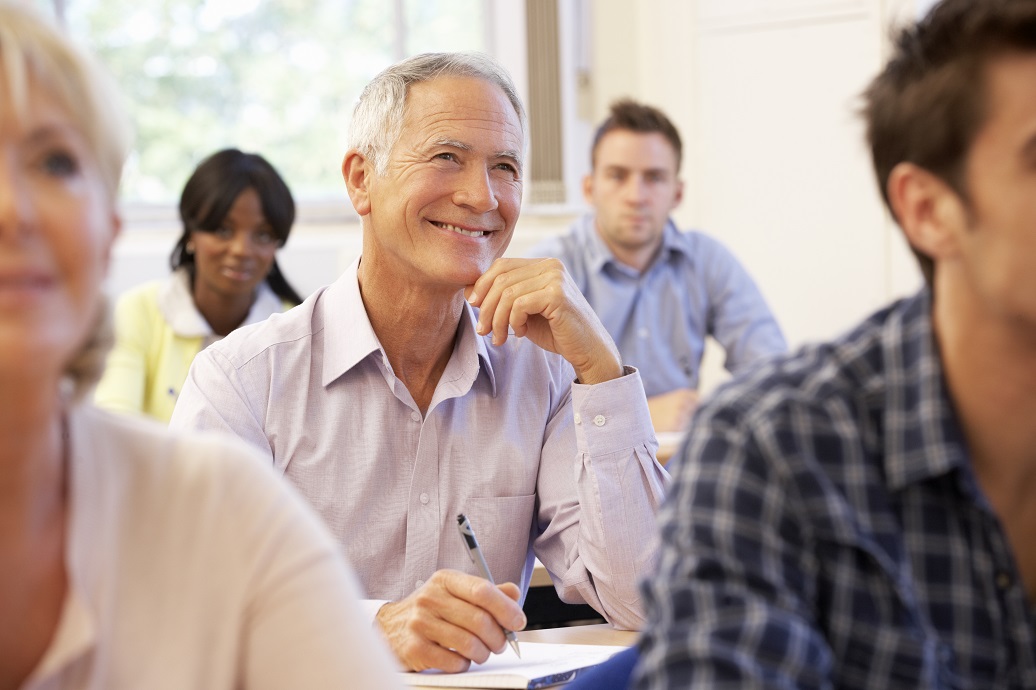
top-left (113, 279), bottom-right (163, 307)
top-left (72, 404), bottom-right (277, 502)
top-left (110, 279), bottom-right (165, 325)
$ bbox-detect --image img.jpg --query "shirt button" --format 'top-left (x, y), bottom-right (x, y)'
top-left (415, 580), bottom-right (425, 589)
top-left (574, 413), bottom-right (582, 425)
top-left (410, 411), bottom-right (421, 422)
top-left (996, 571), bottom-right (1012, 590)
top-left (420, 492), bottom-right (429, 505)
top-left (593, 414), bottom-right (606, 427)
top-left (638, 327), bottom-right (650, 339)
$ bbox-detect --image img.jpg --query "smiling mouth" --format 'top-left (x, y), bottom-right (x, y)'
top-left (221, 266), bottom-right (254, 281)
top-left (432, 221), bottom-right (488, 238)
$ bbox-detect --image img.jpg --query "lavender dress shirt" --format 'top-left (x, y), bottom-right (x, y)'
top-left (169, 258), bottom-right (669, 629)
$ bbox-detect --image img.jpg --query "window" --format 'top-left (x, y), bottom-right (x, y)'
top-left (49, 0), bottom-right (487, 204)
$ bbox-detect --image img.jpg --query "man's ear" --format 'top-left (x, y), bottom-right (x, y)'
top-left (672, 178), bottom-right (685, 210)
top-left (887, 162), bottom-right (966, 263)
top-left (342, 149), bottom-right (372, 216)
top-left (581, 173), bottom-right (594, 205)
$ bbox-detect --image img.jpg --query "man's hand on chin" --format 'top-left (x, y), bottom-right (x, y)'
top-left (467, 257), bottom-right (623, 385)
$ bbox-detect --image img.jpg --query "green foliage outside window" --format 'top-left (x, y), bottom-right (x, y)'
top-left (51, 0), bottom-right (485, 202)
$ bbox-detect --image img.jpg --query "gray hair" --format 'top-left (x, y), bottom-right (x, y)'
top-left (349, 51), bottom-right (527, 175)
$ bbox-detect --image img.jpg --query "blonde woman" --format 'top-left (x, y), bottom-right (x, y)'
top-left (0, 4), bottom-right (400, 688)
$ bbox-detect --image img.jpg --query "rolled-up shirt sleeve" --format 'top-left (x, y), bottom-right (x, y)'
top-left (534, 366), bottom-right (670, 629)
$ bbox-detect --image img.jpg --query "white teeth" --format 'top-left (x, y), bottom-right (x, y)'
top-left (437, 222), bottom-right (485, 237)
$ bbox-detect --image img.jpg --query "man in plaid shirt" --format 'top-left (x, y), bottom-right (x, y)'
top-left (633, 0), bottom-right (1036, 687)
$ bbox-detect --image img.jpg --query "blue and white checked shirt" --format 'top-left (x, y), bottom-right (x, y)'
top-left (636, 289), bottom-right (1036, 689)
top-left (529, 215), bottom-right (787, 397)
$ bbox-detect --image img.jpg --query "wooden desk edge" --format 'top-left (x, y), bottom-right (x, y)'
top-left (516, 623), bottom-right (638, 647)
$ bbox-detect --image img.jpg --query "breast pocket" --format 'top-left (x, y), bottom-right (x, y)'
top-left (464, 494), bottom-right (537, 587)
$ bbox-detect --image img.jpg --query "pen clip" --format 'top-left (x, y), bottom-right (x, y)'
top-left (457, 513), bottom-right (479, 551)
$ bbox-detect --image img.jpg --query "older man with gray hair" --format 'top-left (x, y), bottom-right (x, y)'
top-left (171, 52), bottom-right (668, 674)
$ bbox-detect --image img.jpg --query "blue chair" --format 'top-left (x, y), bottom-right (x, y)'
top-left (565, 646), bottom-right (638, 689)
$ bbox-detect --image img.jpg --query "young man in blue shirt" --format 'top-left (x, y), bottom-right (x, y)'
top-left (532, 100), bottom-right (786, 432)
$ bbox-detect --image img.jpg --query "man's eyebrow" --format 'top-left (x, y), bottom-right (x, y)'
top-left (495, 148), bottom-right (522, 163)
top-left (433, 138), bottom-right (522, 168)
top-left (434, 138), bottom-right (471, 151)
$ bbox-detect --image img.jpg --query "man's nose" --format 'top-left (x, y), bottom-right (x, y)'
top-left (623, 175), bottom-right (649, 204)
top-left (453, 165), bottom-right (500, 213)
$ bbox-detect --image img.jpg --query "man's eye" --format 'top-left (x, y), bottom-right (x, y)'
top-left (435, 152), bottom-right (457, 162)
top-left (495, 162), bottom-right (518, 175)
top-left (42, 151), bottom-right (79, 177)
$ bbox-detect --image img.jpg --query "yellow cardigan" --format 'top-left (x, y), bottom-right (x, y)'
top-left (95, 272), bottom-right (290, 423)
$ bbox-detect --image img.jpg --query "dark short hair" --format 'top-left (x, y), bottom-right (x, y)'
top-left (590, 99), bottom-right (683, 172)
top-left (862, 0), bottom-right (1036, 284)
top-left (170, 148), bottom-right (303, 305)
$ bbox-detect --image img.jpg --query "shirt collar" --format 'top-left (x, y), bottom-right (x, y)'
top-left (880, 289), bottom-right (971, 492)
top-left (583, 214), bottom-right (689, 276)
top-left (321, 257), bottom-right (497, 396)
top-left (157, 267), bottom-right (283, 338)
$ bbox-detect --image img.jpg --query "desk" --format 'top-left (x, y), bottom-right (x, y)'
top-left (530, 559), bottom-right (552, 588)
top-left (407, 624), bottom-right (638, 689)
top-left (656, 430), bottom-right (686, 466)
top-left (516, 623), bottom-right (637, 647)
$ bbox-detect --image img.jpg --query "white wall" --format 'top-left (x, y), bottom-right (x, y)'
top-left (580, 0), bottom-right (925, 390)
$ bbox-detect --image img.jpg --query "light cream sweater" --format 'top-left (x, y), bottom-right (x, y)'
top-left (22, 404), bottom-right (401, 690)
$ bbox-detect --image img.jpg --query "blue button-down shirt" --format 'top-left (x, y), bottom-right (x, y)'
top-left (529, 215), bottom-right (786, 397)
top-left (636, 289), bottom-right (1036, 689)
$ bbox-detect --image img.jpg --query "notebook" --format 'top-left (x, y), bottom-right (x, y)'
top-left (401, 642), bottom-right (627, 688)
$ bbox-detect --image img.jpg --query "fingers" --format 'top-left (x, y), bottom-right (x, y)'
top-left (375, 570), bottom-right (527, 673)
top-left (468, 257), bottom-right (621, 383)
top-left (442, 571), bottom-right (527, 636)
top-left (488, 275), bottom-right (560, 346)
top-left (469, 258), bottom-right (566, 345)
top-left (498, 581), bottom-right (523, 603)
top-left (377, 597), bottom-right (475, 673)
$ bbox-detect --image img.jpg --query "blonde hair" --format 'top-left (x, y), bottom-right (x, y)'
top-left (0, 1), bottom-right (130, 398)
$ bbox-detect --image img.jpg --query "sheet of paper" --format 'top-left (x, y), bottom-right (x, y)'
top-left (401, 642), bottom-right (627, 688)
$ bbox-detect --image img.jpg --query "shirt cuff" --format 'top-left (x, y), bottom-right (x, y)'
top-left (571, 366), bottom-right (655, 456)
top-left (362, 598), bottom-right (390, 626)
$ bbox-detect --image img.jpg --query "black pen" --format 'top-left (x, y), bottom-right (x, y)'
top-left (456, 513), bottom-right (522, 658)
